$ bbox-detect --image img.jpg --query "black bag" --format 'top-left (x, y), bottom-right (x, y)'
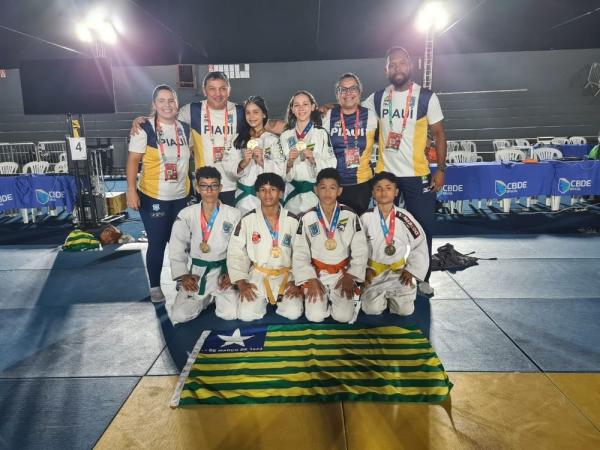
top-left (431, 243), bottom-right (496, 272)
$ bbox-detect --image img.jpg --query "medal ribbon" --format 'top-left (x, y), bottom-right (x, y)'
top-left (200, 203), bottom-right (220, 244)
top-left (206, 104), bottom-right (229, 148)
top-left (316, 203), bottom-right (341, 240)
top-left (386, 82), bottom-right (414, 144)
top-left (263, 209), bottom-right (280, 249)
top-left (340, 108), bottom-right (361, 149)
top-left (295, 121), bottom-right (313, 141)
top-left (378, 207), bottom-right (396, 246)
top-left (155, 116), bottom-right (181, 163)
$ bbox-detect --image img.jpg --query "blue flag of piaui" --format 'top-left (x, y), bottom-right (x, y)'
top-left (171, 324), bottom-right (452, 406)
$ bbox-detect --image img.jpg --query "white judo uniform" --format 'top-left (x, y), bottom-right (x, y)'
top-left (292, 204), bottom-right (368, 323)
top-left (223, 132), bottom-right (286, 214)
top-left (280, 126), bottom-right (336, 215)
top-left (227, 207), bottom-right (303, 322)
top-left (169, 203), bottom-right (241, 323)
top-left (360, 206), bottom-right (428, 316)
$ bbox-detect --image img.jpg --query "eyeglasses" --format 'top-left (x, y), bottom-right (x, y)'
top-left (337, 86), bottom-right (360, 95)
top-left (198, 184), bottom-right (220, 192)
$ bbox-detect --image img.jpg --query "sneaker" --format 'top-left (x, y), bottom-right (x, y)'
top-left (418, 281), bottom-right (434, 296)
top-left (149, 286), bottom-right (166, 303)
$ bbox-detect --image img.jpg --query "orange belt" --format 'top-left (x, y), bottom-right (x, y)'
top-left (311, 258), bottom-right (349, 275)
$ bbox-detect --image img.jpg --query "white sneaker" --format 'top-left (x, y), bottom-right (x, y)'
top-left (150, 286), bottom-right (166, 303)
top-left (418, 281), bottom-right (434, 296)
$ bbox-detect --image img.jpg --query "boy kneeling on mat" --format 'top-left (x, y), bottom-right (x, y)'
top-left (227, 172), bottom-right (304, 321)
top-left (360, 171), bottom-right (429, 316)
top-left (292, 168), bottom-right (368, 323)
top-left (169, 166), bottom-right (241, 323)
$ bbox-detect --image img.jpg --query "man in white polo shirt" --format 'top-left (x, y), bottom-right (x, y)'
top-left (363, 46), bottom-right (447, 296)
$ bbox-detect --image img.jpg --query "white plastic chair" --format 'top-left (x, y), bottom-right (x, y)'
top-left (0, 162), bottom-right (19, 174)
top-left (495, 148), bottom-right (526, 162)
top-left (21, 161), bottom-right (50, 223)
top-left (447, 140), bottom-right (461, 152)
top-left (54, 161), bottom-right (68, 173)
top-left (532, 147), bottom-right (562, 161)
top-left (492, 139), bottom-right (512, 151)
top-left (59, 152), bottom-right (67, 162)
top-left (551, 137), bottom-right (569, 145)
top-left (460, 140), bottom-right (477, 152)
top-left (568, 136), bottom-right (587, 145)
top-left (22, 161), bottom-right (50, 174)
top-left (448, 151), bottom-right (479, 163)
top-left (514, 138), bottom-right (531, 147)
top-left (537, 136), bottom-right (554, 144)
top-left (584, 62), bottom-right (600, 96)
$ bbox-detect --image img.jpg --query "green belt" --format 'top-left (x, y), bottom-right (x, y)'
top-left (191, 258), bottom-right (227, 295)
top-left (284, 180), bottom-right (315, 205)
top-left (235, 181), bottom-right (256, 205)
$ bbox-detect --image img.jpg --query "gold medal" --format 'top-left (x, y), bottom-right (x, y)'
top-left (271, 246), bottom-right (281, 258)
top-left (296, 140), bottom-right (307, 151)
top-left (384, 244), bottom-right (396, 256)
top-left (200, 241), bottom-right (210, 253)
top-left (247, 139), bottom-right (259, 150)
top-left (325, 238), bottom-right (337, 251)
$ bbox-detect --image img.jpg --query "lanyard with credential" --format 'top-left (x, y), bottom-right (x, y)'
top-left (386, 82), bottom-right (413, 139)
top-left (155, 117), bottom-right (181, 162)
top-left (340, 108), bottom-right (361, 149)
top-left (206, 105), bottom-right (229, 146)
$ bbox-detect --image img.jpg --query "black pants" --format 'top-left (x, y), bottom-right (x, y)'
top-left (138, 191), bottom-right (188, 287)
top-left (395, 175), bottom-right (436, 282)
top-left (339, 182), bottom-right (372, 216)
top-left (219, 190), bottom-right (236, 207)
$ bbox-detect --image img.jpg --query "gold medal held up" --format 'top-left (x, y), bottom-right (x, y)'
top-left (325, 238), bottom-right (337, 251)
top-left (247, 139), bottom-right (259, 150)
top-left (296, 140), bottom-right (307, 152)
top-left (200, 241), bottom-right (210, 253)
top-left (271, 246), bottom-right (281, 258)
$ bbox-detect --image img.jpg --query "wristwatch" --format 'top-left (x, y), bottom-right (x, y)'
top-left (437, 162), bottom-right (447, 172)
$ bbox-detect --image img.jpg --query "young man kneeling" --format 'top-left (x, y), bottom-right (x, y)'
top-left (360, 171), bottom-right (428, 316)
top-left (227, 173), bottom-right (304, 321)
top-left (293, 168), bottom-right (368, 323)
top-left (169, 167), bottom-right (241, 323)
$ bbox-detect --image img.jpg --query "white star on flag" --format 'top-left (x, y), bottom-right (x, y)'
top-left (217, 328), bottom-right (254, 348)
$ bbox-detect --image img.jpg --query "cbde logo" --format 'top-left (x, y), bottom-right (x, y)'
top-left (439, 184), bottom-right (463, 197)
top-left (35, 189), bottom-right (64, 205)
top-left (495, 180), bottom-right (528, 196)
top-left (558, 178), bottom-right (592, 194)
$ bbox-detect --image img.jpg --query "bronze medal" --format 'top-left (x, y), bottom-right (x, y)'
top-left (271, 246), bottom-right (281, 258)
top-left (325, 238), bottom-right (337, 251)
top-left (384, 244), bottom-right (396, 256)
top-left (200, 241), bottom-right (210, 253)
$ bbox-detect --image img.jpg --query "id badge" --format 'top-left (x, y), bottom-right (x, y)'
top-left (386, 131), bottom-right (402, 150)
top-left (212, 146), bottom-right (225, 163)
top-left (344, 147), bottom-right (360, 169)
top-left (164, 162), bottom-right (178, 182)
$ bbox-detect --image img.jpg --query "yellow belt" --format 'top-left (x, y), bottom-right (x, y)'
top-left (253, 264), bottom-right (290, 305)
top-left (367, 258), bottom-right (407, 277)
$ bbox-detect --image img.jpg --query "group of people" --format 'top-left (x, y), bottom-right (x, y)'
top-left (126, 46), bottom-right (448, 321)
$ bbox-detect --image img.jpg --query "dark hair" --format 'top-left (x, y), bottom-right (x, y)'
top-left (151, 84), bottom-right (178, 115)
top-left (234, 96), bottom-right (269, 149)
top-left (202, 71), bottom-right (230, 88)
top-left (196, 166), bottom-right (221, 183)
top-left (385, 46), bottom-right (411, 61)
top-left (284, 90), bottom-right (322, 130)
top-left (255, 172), bottom-right (285, 192)
top-left (370, 171), bottom-right (398, 189)
top-left (335, 72), bottom-right (363, 95)
top-left (316, 168), bottom-right (341, 186)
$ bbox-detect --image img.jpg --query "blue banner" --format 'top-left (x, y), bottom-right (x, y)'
top-left (436, 162), bottom-right (554, 201)
top-left (0, 175), bottom-right (77, 212)
top-left (549, 160), bottom-right (600, 196)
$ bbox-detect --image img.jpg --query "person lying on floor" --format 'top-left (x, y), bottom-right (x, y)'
top-left (227, 172), bottom-right (304, 322)
top-left (168, 166), bottom-right (241, 324)
top-left (292, 168), bottom-right (368, 323)
top-left (360, 171), bottom-right (429, 316)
